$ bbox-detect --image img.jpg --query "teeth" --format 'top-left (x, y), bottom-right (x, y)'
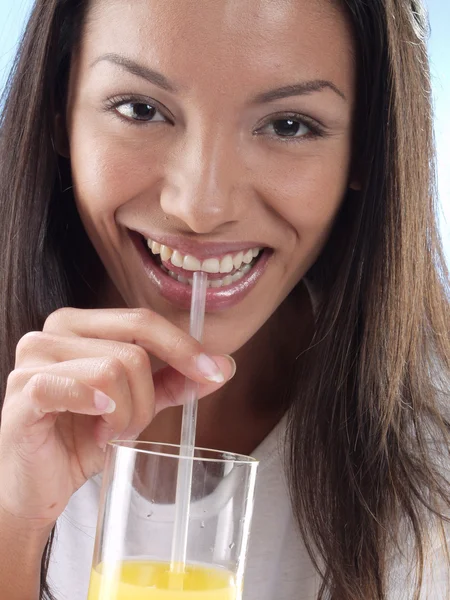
top-left (183, 255), bottom-right (201, 271)
top-left (201, 258), bottom-right (220, 274)
top-left (206, 273), bottom-right (240, 288)
top-left (148, 239), bottom-right (161, 254)
top-left (219, 255), bottom-right (234, 274)
top-left (165, 260), bottom-right (252, 287)
top-left (209, 279), bottom-right (223, 288)
top-left (233, 252), bottom-right (244, 270)
top-left (170, 250), bottom-right (184, 268)
top-left (147, 238), bottom-right (262, 276)
top-left (160, 245), bottom-right (173, 261)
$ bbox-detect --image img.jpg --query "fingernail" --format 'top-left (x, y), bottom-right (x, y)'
top-left (222, 355), bottom-right (237, 380)
top-left (94, 391), bottom-right (116, 414)
top-left (195, 354), bottom-right (225, 383)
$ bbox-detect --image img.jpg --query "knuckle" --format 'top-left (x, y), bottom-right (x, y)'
top-left (43, 307), bottom-right (75, 331)
top-left (66, 382), bottom-right (83, 401)
top-left (6, 368), bottom-right (32, 392)
top-left (125, 346), bottom-right (151, 372)
top-left (26, 373), bottom-right (49, 402)
top-left (98, 357), bottom-right (125, 384)
top-left (15, 331), bottom-right (46, 363)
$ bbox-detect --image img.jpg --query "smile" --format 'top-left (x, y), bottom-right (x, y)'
top-left (131, 231), bottom-right (272, 311)
top-left (146, 238), bottom-right (262, 288)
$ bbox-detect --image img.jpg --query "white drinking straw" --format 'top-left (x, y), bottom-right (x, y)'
top-left (170, 271), bottom-right (208, 579)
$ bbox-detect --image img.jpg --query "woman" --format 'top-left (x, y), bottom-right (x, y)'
top-left (0, 0), bottom-right (449, 598)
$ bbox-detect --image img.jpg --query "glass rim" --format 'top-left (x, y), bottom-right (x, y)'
top-left (107, 440), bottom-right (258, 465)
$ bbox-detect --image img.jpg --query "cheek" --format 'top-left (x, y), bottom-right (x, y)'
top-left (69, 118), bottom-right (161, 223)
top-left (263, 145), bottom-right (351, 245)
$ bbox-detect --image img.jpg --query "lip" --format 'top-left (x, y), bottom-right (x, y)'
top-left (132, 228), bottom-right (265, 261)
top-left (130, 231), bottom-right (272, 311)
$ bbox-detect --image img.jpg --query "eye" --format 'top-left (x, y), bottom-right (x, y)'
top-left (255, 114), bottom-right (324, 141)
top-left (270, 118), bottom-right (310, 138)
top-left (115, 102), bottom-right (167, 123)
top-left (263, 117), bottom-right (310, 139)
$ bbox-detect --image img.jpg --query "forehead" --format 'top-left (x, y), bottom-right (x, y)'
top-left (81, 0), bottom-right (355, 100)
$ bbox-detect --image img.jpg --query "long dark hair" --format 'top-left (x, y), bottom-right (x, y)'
top-left (1, 1), bottom-right (449, 599)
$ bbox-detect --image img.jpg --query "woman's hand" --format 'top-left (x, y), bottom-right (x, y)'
top-left (0, 307), bottom-right (234, 530)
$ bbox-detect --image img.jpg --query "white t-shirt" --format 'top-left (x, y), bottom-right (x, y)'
top-left (47, 415), bottom-right (321, 599)
top-left (46, 277), bottom-right (450, 598)
top-left (47, 413), bottom-right (450, 599)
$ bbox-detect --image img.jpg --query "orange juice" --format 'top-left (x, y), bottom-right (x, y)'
top-left (88, 560), bottom-right (237, 599)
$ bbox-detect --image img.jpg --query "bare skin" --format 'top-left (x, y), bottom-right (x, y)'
top-left (0, 0), bottom-right (356, 597)
top-left (64, 0), bottom-right (356, 448)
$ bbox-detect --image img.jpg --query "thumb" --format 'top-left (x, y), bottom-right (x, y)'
top-left (153, 355), bottom-right (236, 414)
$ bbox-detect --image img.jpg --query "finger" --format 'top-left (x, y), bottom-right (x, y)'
top-left (10, 374), bottom-right (119, 449)
top-left (17, 332), bottom-right (235, 389)
top-left (152, 363), bottom-right (234, 414)
top-left (7, 360), bottom-right (133, 436)
top-left (16, 332), bottom-right (151, 369)
top-left (42, 308), bottom-right (232, 384)
top-left (15, 336), bottom-right (156, 439)
top-left (51, 355), bottom-right (154, 440)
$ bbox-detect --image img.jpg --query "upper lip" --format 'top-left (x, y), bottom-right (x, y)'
top-left (131, 228), bottom-right (268, 260)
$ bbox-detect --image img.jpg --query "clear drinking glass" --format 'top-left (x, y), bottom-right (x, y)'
top-left (87, 441), bottom-right (259, 600)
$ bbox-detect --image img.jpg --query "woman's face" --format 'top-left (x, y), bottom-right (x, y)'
top-left (66, 0), bottom-right (356, 354)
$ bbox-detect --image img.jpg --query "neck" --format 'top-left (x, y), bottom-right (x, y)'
top-left (141, 282), bottom-right (315, 455)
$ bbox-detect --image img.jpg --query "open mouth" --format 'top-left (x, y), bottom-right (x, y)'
top-left (131, 230), bottom-right (271, 310)
top-left (140, 235), bottom-right (265, 289)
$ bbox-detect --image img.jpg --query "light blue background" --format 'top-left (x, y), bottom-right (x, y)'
top-left (0, 0), bottom-right (448, 261)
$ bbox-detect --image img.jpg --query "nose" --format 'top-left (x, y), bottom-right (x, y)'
top-left (159, 129), bottom-right (245, 234)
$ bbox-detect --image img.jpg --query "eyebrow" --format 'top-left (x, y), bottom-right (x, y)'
top-left (90, 53), bottom-right (179, 93)
top-left (91, 53), bottom-right (346, 103)
top-left (252, 81), bottom-right (346, 104)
